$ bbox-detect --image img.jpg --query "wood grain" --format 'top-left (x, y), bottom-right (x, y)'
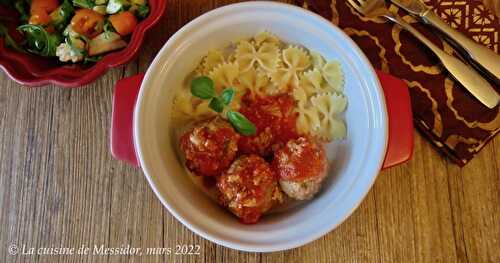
top-left (1, 0), bottom-right (499, 262)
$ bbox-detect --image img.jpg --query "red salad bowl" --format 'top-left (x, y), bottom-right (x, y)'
top-left (0, 0), bottom-right (167, 88)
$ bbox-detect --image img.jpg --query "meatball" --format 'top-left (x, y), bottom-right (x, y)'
top-left (180, 118), bottom-right (240, 177)
top-left (279, 177), bottom-right (325, 201)
top-left (217, 155), bottom-right (283, 224)
top-left (273, 137), bottom-right (328, 200)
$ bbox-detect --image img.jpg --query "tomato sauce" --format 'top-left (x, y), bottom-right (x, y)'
top-left (238, 94), bottom-right (299, 155)
top-left (273, 137), bottom-right (327, 181)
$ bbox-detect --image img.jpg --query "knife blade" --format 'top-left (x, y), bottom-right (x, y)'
top-left (390, 0), bottom-right (500, 85)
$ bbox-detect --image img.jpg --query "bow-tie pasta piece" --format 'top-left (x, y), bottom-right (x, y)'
top-left (235, 40), bottom-right (257, 72)
top-left (330, 92), bottom-right (348, 115)
top-left (201, 49), bottom-right (225, 75)
top-left (270, 64), bottom-right (301, 93)
top-left (303, 68), bottom-right (324, 91)
top-left (317, 117), bottom-right (347, 141)
top-left (298, 73), bottom-right (320, 98)
top-left (209, 62), bottom-right (240, 91)
top-left (292, 73), bottom-right (319, 108)
top-left (311, 92), bottom-right (347, 117)
top-left (310, 92), bottom-right (347, 140)
top-left (270, 46), bottom-right (311, 91)
top-left (293, 85), bottom-right (309, 108)
top-left (256, 43), bottom-right (281, 72)
top-left (310, 50), bottom-right (326, 69)
top-left (322, 61), bottom-right (344, 92)
top-left (296, 105), bottom-right (321, 135)
top-left (282, 46), bottom-right (311, 71)
top-left (254, 31), bottom-right (281, 47)
top-left (235, 41), bottom-right (280, 73)
top-left (238, 67), bottom-right (271, 99)
top-left (172, 88), bottom-right (217, 125)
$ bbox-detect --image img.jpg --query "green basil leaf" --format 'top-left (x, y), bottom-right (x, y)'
top-left (191, 76), bottom-right (215, 100)
top-left (46, 33), bottom-right (62, 57)
top-left (17, 24), bottom-right (62, 57)
top-left (209, 98), bottom-right (224, 113)
top-left (227, 111), bottom-right (257, 136)
top-left (220, 88), bottom-right (235, 106)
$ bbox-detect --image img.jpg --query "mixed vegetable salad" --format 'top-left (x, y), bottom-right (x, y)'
top-left (0, 0), bottom-right (149, 63)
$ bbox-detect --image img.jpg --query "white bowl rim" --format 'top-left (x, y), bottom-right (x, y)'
top-left (133, 1), bottom-right (388, 252)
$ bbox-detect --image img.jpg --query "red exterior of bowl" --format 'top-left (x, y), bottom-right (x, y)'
top-left (0, 0), bottom-right (167, 88)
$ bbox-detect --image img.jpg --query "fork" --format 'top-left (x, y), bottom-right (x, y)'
top-left (346, 0), bottom-right (500, 109)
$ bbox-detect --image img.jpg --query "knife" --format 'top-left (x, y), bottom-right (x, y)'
top-left (390, 0), bottom-right (500, 85)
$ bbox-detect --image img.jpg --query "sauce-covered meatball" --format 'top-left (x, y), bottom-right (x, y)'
top-left (273, 137), bottom-right (327, 200)
top-left (180, 118), bottom-right (240, 177)
top-left (217, 155), bottom-right (283, 224)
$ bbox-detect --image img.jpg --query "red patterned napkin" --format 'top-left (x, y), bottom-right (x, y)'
top-left (294, 0), bottom-right (500, 166)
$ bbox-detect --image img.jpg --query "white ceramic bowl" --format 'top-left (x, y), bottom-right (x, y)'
top-left (133, 1), bottom-right (388, 252)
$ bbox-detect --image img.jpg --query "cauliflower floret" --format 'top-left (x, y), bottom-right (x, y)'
top-left (56, 43), bottom-right (83, 63)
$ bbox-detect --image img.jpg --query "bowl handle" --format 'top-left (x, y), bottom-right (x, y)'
top-left (110, 71), bottom-right (414, 168)
top-left (111, 73), bottom-right (144, 167)
top-left (377, 71), bottom-right (414, 169)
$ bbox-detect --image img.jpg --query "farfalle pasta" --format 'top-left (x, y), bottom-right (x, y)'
top-left (303, 69), bottom-right (323, 91)
top-left (270, 67), bottom-right (299, 92)
top-left (322, 61), bottom-right (344, 92)
top-left (173, 31), bottom-right (347, 141)
top-left (254, 31), bottom-right (282, 47)
top-left (310, 50), bottom-right (326, 69)
top-left (296, 105), bottom-right (321, 134)
top-left (282, 46), bottom-right (311, 70)
top-left (238, 68), bottom-right (270, 98)
top-left (171, 89), bottom-right (216, 125)
top-left (199, 50), bottom-right (225, 76)
top-left (209, 62), bottom-right (240, 91)
top-left (292, 50), bottom-right (347, 140)
top-left (235, 40), bottom-right (280, 72)
top-left (270, 46), bottom-right (311, 91)
top-left (310, 93), bottom-right (347, 140)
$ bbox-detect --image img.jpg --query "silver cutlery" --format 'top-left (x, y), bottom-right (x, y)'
top-left (347, 0), bottom-right (500, 109)
top-left (390, 0), bottom-right (500, 84)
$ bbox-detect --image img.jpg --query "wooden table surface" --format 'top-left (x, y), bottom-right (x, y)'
top-left (1, 1), bottom-right (499, 262)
